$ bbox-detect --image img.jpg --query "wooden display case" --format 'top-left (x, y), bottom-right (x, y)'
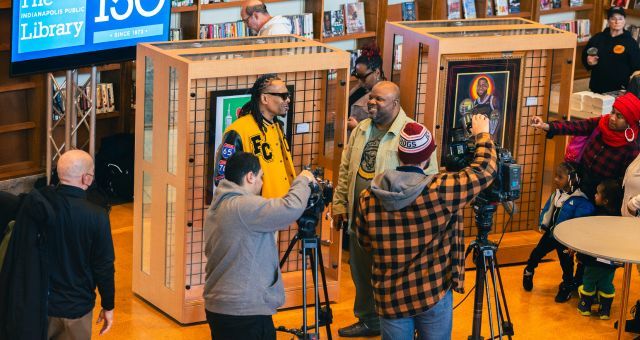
top-left (383, 18), bottom-right (576, 264)
top-left (132, 35), bottom-right (350, 324)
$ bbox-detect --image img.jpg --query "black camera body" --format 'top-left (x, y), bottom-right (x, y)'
top-left (297, 167), bottom-right (334, 238)
top-left (445, 127), bottom-right (522, 237)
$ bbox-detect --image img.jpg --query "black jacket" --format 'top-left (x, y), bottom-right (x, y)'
top-left (0, 187), bottom-right (56, 340)
top-left (0, 185), bottom-right (115, 340)
top-left (46, 185), bottom-right (115, 318)
top-left (582, 28), bottom-right (640, 94)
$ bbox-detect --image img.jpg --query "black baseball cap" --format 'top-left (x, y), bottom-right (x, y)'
top-left (608, 7), bottom-right (626, 19)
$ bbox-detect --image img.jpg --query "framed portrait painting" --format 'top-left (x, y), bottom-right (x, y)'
top-left (441, 57), bottom-right (522, 160)
top-left (205, 86), bottom-right (295, 203)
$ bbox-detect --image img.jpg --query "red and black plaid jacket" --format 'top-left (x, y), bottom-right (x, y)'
top-left (355, 133), bottom-right (497, 319)
top-left (548, 117), bottom-right (639, 179)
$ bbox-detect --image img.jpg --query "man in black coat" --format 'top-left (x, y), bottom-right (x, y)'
top-left (0, 150), bottom-right (115, 339)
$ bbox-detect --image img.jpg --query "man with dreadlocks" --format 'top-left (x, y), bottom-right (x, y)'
top-left (213, 74), bottom-right (295, 200)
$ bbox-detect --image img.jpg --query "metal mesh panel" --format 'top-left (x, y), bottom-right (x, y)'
top-left (461, 50), bottom-right (548, 237)
top-left (414, 43), bottom-right (428, 123)
top-left (185, 71), bottom-right (324, 289)
top-left (415, 50), bottom-right (548, 236)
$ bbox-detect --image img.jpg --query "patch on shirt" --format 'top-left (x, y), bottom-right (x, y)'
top-left (217, 159), bottom-right (227, 177)
top-left (613, 45), bottom-right (625, 54)
top-left (221, 143), bottom-right (236, 159)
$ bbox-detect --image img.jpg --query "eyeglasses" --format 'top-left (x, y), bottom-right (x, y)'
top-left (352, 70), bottom-right (374, 80)
top-left (264, 92), bottom-right (290, 100)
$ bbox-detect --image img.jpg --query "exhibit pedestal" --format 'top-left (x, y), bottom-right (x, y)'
top-left (132, 36), bottom-right (350, 324)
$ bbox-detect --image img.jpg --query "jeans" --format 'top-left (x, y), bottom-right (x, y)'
top-left (380, 290), bottom-right (453, 340)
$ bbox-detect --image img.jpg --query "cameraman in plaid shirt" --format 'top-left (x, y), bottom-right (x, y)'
top-left (355, 115), bottom-right (497, 339)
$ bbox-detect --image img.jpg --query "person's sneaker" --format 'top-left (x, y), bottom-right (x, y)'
top-left (555, 282), bottom-right (573, 303)
top-left (338, 321), bottom-right (380, 337)
top-left (523, 269), bottom-right (534, 291)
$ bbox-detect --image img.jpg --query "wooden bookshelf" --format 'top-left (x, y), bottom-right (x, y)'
top-left (173, 0), bottom-right (388, 47)
top-left (200, 0), bottom-right (290, 10)
top-left (96, 111), bottom-right (121, 120)
top-left (539, 3), bottom-right (594, 15)
top-left (0, 0), bottom-right (9, 9)
top-left (321, 31), bottom-right (377, 43)
top-left (415, 0), bottom-right (534, 20)
top-left (171, 5), bottom-right (198, 13)
top-left (0, 82), bottom-right (37, 93)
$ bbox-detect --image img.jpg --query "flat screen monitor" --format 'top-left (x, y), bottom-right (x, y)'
top-left (11, 0), bottom-right (171, 76)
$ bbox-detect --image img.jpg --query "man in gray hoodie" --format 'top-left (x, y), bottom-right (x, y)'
top-left (203, 151), bottom-right (315, 339)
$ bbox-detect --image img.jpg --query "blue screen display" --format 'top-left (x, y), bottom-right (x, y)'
top-left (11, 0), bottom-right (170, 63)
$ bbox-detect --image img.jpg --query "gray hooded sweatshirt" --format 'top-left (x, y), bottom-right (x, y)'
top-left (203, 176), bottom-right (311, 316)
top-left (370, 167), bottom-right (435, 212)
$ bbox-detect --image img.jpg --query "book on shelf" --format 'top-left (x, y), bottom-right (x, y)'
top-left (331, 9), bottom-right (345, 37)
top-left (495, 0), bottom-right (509, 15)
top-left (402, 2), bottom-right (417, 21)
top-left (106, 83), bottom-right (115, 113)
top-left (509, 0), bottom-right (521, 13)
top-left (550, 19), bottom-right (590, 42)
top-left (487, 0), bottom-right (495, 16)
top-left (171, 0), bottom-right (194, 7)
top-left (199, 21), bottom-right (249, 39)
top-left (610, 0), bottom-right (629, 8)
top-left (285, 13), bottom-right (314, 39)
top-left (552, 0), bottom-right (561, 8)
top-left (570, 0), bottom-right (584, 6)
top-left (447, 0), bottom-right (462, 20)
top-left (323, 11), bottom-right (333, 38)
top-left (462, 0), bottom-right (477, 18)
top-left (635, 0), bottom-right (640, 10)
top-left (170, 28), bottom-right (182, 41)
top-left (344, 2), bottom-right (366, 34)
top-left (540, 0), bottom-right (552, 10)
top-left (96, 84), bottom-right (104, 114)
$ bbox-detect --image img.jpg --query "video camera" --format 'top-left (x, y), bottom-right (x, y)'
top-left (297, 167), bottom-right (334, 237)
top-left (445, 126), bottom-right (522, 237)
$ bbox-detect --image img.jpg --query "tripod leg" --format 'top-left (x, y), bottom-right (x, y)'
top-left (492, 256), bottom-right (514, 339)
top-left (302, 240), bottom-right (308, 336)
top-left (482, 252), bottom-right (496, 340)
top-left (487, 254), bottom-right (504, 339)
top-left (316, 240), bottom-right (333, 340)
top-left (470, 245), bottom-right (485, 340)
top-left (280, 234), bottom-right (301, 268)
top-left (306, 243), bottom-right (320, 339)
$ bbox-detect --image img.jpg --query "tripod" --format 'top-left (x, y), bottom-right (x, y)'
top-left (277, 215), bottom-right (333, 340)
top-left (466, 200), bottom-right (514, 340)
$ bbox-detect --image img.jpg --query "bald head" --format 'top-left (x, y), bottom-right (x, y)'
top-left (368, 81), bottom-right (402, 128)
top-left (241, 1), bottom-right (271, 32)
top-left (57, 149), bottom-right (94, 190)
top-left (372, 81), bottom-right (400, 101)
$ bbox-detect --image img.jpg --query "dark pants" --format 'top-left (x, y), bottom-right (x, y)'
top-left (525, 231), bottom-right (574, 284)
top-left (348, 230), bottom-right (380, 330)
top-left (205, 310), bottom-right (276, 340)
top-left (583, 265), bottom-right (616, 295)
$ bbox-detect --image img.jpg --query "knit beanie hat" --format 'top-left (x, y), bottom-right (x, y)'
top-left (613, 92), bottom-right (640, 127)
top-left (398, 122), bottom-right (436, 165)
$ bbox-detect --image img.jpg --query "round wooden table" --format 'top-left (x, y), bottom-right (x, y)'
top-left (554, 216), bottom-right (640, 339)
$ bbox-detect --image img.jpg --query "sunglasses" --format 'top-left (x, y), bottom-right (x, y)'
top-left (352, 70), bottom-right (374, 80)
top-left (264, 92), bottom-right (291, 100)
